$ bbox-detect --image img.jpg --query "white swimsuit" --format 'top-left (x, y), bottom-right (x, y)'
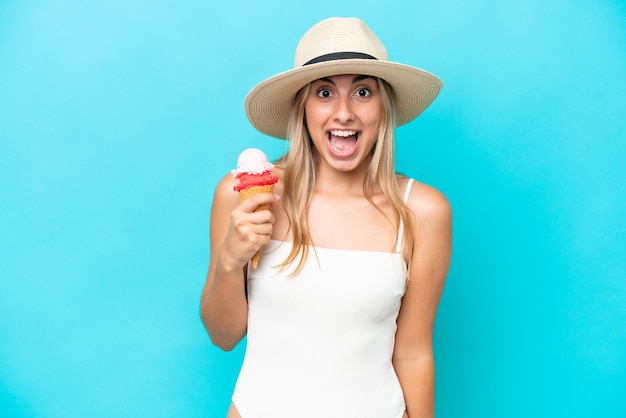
top-left (232, 179), bottom-right (415, 418)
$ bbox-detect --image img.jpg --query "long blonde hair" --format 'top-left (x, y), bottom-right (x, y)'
top-left (276, 78), bottom-right (414, 274)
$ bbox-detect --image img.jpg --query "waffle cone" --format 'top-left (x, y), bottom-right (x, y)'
top-left (239, 184), bottom-right (274, 202)
top-left (239, 184), bottom-right (275, 268)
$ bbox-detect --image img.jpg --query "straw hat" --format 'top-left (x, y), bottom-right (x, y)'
top-left (244, 17), bottom-right (443, 139)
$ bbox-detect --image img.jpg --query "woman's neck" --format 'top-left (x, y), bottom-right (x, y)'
top-left (314, 156), bottom-right (377, 195)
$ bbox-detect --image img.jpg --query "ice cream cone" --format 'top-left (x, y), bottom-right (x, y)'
top-left (232, 148), bottom-right (279, 269)
top-left (239, 184), bottom-right (274, 205)
top-left (239, 184), bottom-right (275, 269)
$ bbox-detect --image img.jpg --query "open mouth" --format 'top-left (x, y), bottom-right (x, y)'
top-left (328, 130), bottom-right (358, 155)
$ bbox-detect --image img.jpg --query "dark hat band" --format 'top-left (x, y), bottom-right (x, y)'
top-left (303, 52), bottom-right (378, 66)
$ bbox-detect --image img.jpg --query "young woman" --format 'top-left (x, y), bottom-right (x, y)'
top-left (201, 17), bottom-right (451, 418)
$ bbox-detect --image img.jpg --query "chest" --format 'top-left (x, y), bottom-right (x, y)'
top-left (308, 193), bottom-right (398, 252)
top-left (250, 241), bottom-right (407, 325)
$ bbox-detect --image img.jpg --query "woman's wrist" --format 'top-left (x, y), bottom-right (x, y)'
top-left (217, 248), bottom-right (246, 276)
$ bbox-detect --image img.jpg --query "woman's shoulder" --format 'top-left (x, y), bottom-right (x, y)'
top-left (211, 173), bottom-right (240, 213)
top-left (397, 176), bottom-right (452, 222)
top-left (214, 172), bottom-right (239, 196)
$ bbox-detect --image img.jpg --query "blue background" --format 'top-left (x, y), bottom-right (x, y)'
top-left (1, 0), bottom-right (625, 417)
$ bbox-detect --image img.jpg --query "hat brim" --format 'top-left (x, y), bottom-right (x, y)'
top-left (244, 59), bottom-right (443, 139)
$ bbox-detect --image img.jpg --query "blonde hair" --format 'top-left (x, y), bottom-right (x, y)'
top-left (276, 78), bottom-right (413, 274)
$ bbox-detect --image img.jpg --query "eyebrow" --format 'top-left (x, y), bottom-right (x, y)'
top-left (317, 75), bottom-right (377, 85)
top-left (353, 75), bottom-right (376, 83)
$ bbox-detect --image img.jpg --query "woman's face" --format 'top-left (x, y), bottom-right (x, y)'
top-left (304, 74), bottom-right (383, 174)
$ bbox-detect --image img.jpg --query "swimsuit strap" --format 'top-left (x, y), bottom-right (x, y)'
top-left (396, 178), bottom-right (415, 253)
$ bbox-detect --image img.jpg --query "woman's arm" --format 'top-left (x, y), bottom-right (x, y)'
top-left (393, 181), bottom-right (452, 418)
top-left (200, 173), bottom-right (277, 351)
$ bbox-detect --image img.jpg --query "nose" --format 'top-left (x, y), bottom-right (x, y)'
top-left (332, 94), bottom-right (355, 123)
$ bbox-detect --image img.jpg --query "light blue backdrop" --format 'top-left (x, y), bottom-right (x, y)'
top-left (1, 0), bottom-right (624, 417)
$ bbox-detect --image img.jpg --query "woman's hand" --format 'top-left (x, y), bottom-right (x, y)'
top-left (219, 192), bottom-right (278, 271)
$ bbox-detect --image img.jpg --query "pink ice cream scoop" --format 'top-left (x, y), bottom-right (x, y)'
top-left (232, 148), bottom-right (279, 192)
top-left (231, 148), bottom-right (276, 177)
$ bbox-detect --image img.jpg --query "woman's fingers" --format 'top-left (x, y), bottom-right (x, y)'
top-left (225, 192), bottom-right (278, 265)
top-left (233, 216), bottom-right (274, 241)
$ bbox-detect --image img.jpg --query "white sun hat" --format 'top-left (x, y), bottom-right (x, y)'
top-left (244, 17), bottom-right (443, 139)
